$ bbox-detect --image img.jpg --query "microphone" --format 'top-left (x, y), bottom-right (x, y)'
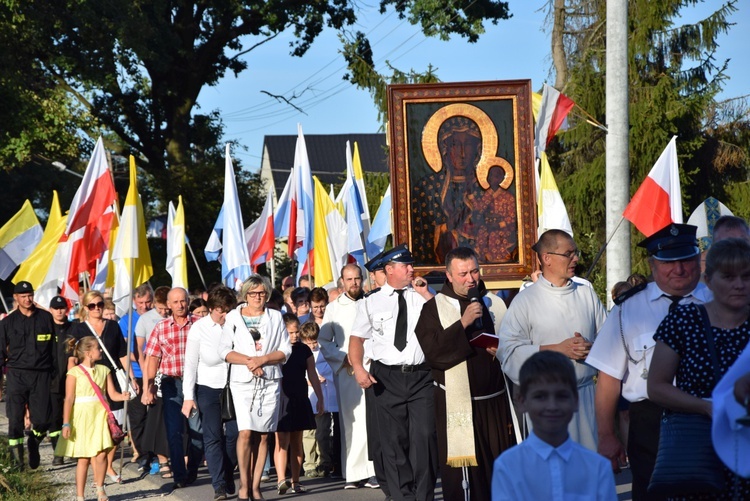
top-left (467, 286), bottom-right (483, 329)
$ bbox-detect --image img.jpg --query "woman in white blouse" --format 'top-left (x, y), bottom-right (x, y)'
top-left (181, 287), bottom-right (239, 500)
top-left (219, 275), bottom-right (291, 501)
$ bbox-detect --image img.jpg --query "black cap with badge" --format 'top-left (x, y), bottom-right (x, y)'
top-left (364, 249), bottom-right (388, 272)
top-left (638, 223), bottom-right (700, 261)
top-left (49, 296), bottom-right (67, 309)
top-left (13, 281), bottom-right (34, 294)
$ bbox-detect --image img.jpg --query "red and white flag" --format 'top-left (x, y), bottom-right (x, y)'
top-left (534, 83), bottom-right (575, 158)
top-left (245, 187), bottom-right (275, 268)
top-left (61, 137), bottom-right (117, 299)
top-left (623, 136), bottom-right (682, 237)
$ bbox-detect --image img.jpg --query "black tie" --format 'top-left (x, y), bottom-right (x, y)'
top-left (394, 289), bottom-right (407, 351)
top-left (666, 295), bottom-right (683, 311)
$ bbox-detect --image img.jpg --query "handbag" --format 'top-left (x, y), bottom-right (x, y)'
top-left (78, 365), bottom-right (126, 445)
top-left (648, 305), bottom-right (726, 496)
top-left (85, 321), bottom-right (137, 400)
top-left (220, 330), bottom-right (236, 421)
top-left (220, 360), bottom-right (235, 422)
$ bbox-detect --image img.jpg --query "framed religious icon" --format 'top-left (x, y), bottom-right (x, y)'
top-left (387, 80), bottom-right (537, 287)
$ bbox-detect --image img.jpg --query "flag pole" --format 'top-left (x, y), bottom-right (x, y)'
top-left (185, 237), bottom-right (207, 289)
top-left (584, 215), bottom-right (626, 280)
top-left (119, 259), bottom-right (135, 477)
top-left (0, 294), bottom-right (9, 314)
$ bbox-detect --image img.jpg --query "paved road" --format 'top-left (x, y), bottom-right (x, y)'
top-left (0, 401), bottom-right (633, 500)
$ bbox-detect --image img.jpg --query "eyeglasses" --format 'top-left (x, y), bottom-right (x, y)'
top-left (246, 291), bottom-right (267, 299)
top-left (546, 249), bottom-right (581, 259)
top-left (86, 301), bottom-right (105, 310)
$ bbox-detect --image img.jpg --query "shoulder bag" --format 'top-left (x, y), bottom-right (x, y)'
top-left (78, 365), bottom-right (126, 445)
top-left (85, 321), bottom-right (137, 400)
top-left (220, 327), bottom-right (236, 421)
top-left (647, 304), bottom-right (726, 496)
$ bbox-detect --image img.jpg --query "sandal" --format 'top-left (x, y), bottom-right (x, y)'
top-left (106, 473), bottom-right (122, 484)
top-left (96, 485), bottom-right (108, 501)
top-left (159, 463), bottom-right (173, 479)
top-left (277, 480), bottom-right (290, 495)
top-left (290, 483), bottom-right (306, 493)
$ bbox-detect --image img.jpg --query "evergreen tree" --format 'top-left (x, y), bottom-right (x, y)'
top-left (546, 0), bottom-right (741, 283)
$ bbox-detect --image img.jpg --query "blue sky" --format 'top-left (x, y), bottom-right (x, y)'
top-left (196, 1), bottom-right (749, 172)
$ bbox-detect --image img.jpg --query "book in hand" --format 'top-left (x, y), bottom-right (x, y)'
top-left (469, 333), bottom-right (499, 349)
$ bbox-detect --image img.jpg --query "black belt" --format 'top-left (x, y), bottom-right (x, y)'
top-left (161, 375), bottom-right (183, 380)
top-left (374, 360), bottom-right (430, 373)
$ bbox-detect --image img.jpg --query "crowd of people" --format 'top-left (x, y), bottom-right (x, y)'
top-left (1, 217), bottom-right (750, 501)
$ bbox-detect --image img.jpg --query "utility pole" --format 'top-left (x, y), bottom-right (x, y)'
top-left (606, 0), bottom-right (630, 308)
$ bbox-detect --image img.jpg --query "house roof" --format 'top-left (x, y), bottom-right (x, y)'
top-left (262, 133), bottom-right (388, 200)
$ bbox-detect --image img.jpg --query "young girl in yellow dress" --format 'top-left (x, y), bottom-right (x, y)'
top-left (56, 336), bottom-right (130, 501)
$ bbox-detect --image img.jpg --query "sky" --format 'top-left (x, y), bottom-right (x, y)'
top-left (196, 1), bottom-right (749, 173)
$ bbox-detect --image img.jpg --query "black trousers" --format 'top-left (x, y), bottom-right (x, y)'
top-left (370, 361), bottom-right (438, 501)
top-left (49, 392), bottom-right (64, 436)
top-left (628, 399), bottom-right (666, 501)
top-left (366, 383), bottom-right (390, 495)
top-left (127, 377), bottom-right (148, 458)
top-left (5, 369), bottom-right (51, 442)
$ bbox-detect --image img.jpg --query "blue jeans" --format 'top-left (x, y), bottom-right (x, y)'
top-left (161, 376), bottom-right (203, 483)
top-left (196, 384), bottom-right (239, 491)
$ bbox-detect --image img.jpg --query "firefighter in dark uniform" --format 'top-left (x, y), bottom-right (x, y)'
top-left (48, 295), bottom-right (73, 465)
top-left (0, 281), bottom-right (56, 470)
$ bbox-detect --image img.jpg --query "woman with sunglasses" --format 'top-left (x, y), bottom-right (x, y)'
top-left (69, 290), bottom-right (138, 484)
top-left (219, 275), bottom-right (291, 501)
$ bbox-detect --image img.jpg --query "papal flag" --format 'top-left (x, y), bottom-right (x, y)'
top-left (15, 192), bottom-right (67, 287)
top-left (111, 156), bottom-right (153, 317)
top-left (313, 176), bottom-right (347, 287)
top-left (0, 200), bottom-right (43, 280)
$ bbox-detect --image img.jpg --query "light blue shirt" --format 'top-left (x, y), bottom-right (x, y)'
top-left (492, 432), bottom-right (616, 501)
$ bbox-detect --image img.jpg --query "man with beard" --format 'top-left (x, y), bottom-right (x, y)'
top-left (415, 246), bottom-right (512, 500)
top-left (498, 230), bottom-right (607, 452)
top-left (319, 263), bottom-right (378, 488)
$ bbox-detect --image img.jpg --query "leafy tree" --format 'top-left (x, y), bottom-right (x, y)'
top-left (544, 0), bottom-right (742, 285)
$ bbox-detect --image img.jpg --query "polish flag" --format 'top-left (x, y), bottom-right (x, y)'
top-left (623, 136), bottom-right (682, 237)
top-left (534, 84), bottom-right (575, 158)
top-left (62, 137), bottom-right (117, 298)
top-left (245, 187), bottom-right (275, 268)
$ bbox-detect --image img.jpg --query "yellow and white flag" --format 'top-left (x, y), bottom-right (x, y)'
top-left (313, 176), bottom-right (348, 287)
top-left (111, 156), bottom-right (153, 317)
top-left (0, 200), bottom-right (43, 280)
top-left (15, 192), bottom-right (67, 287)
top-left (538, 151), bottom-right (573, 237)
top-left (166, 196), bottom-right (188, 289)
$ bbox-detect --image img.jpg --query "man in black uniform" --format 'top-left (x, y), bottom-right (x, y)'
top-left (0, 281), bottom-right (56, 470)
top-left (48, 295), bottom-right (72, 465)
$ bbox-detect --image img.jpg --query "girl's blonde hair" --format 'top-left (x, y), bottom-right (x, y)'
top-left (66, 335), bottom-right (98, 361)
top-left (78, 290), bottom-right (104, 321)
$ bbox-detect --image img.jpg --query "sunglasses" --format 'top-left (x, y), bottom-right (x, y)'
top-left (87, 301), bottom-right (105, 311)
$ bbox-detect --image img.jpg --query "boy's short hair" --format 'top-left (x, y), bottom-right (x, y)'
top-left (519, 351), bottom-right (578, 398)
top-left (282, 313), bottom-right (300, 327)
top-left (300, 321), bottom-right (320, 341)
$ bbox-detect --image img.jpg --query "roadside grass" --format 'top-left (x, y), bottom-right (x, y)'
top-left (0, 436), bottom-right (62, 500)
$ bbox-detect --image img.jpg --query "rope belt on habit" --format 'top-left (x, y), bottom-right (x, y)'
top-left (434, 382), bottom-right (506, 401)
top-left (373, 360), bottom-right (429, 373)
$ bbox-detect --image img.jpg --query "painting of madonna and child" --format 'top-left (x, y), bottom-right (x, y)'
top-left (387, 80), bottom-right (538, 286)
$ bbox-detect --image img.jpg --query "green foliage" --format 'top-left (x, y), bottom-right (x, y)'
top-left (548, 0), bottom-right (744, 290)
top-left (0, 439), bottom-right (61, 500)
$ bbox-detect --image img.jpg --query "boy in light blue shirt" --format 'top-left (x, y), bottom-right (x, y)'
top-left (492, 351), bottom-right (616, 500)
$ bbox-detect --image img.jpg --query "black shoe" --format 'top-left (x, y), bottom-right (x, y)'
top-left (27, 434), bottom-right (40, 470)
top-left (9, 444), bottom-right (24, 471)
top-left (213, 486), bottom-right (227, 500)
top-left (186, 471), bottom-right (198, 485)
top-left (52, 456), bottom-right (64, 466)
top-left (225, 479), bottom-right (236, 495)
top-left (173, 481), bottom-right (186, 490)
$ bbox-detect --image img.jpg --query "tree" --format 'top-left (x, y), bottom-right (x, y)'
top-left (543, 0), bottom-right (742, 285)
